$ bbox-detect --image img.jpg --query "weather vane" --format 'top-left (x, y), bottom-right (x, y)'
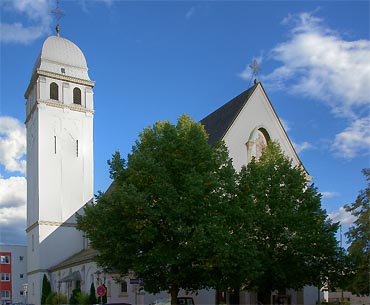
top-left (51, 0), bottom-right (65, 36)
top-left (248, 59), bottom-right (262, 87)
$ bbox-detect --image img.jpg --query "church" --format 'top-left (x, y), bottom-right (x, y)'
top-left (24, 31), bottom-right (319, 305)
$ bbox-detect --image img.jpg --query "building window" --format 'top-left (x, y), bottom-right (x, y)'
top-left (1, 273), bottom-right (10, 281)
top-left (255, 129), bottom-right (269, 160)
top-left (20, 274), bottom-right (24, 279)
top-left (0, 256), bottom-right (10, 264)
top-left (20, 290), bottom-right (24, 296)
top-left (76, 140), bottom-right (79, 157)
top-left (121, 281), bottom-right (127, 293)
top-left (73, 87), bottom-right (81, 105)
top-left (50, 82), bottom-right (59, 100)
top-left (19, 256), bottom-right (24, 261)
top-left (246, 127), bottom-right (270, 163)
top-left (1, 290), bottom-right (10, 299)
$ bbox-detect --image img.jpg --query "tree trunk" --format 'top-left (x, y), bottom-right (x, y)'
top-left (229, 288), bottom-right (240, 305)
top-left (258, 290), bottom-right (272, 305)
top-left (170, 284), bottom-right (179, 305)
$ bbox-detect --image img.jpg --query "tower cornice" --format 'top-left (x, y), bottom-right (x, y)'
top-left (25, 99), bottom-right (94, 124)
top-left (26, 220), bottom-right (78, 233)
top-left (24, 69), bottom-right (95, 99)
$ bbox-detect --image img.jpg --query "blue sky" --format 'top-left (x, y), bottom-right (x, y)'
top-left (0, 0), bottom-right (369, 246)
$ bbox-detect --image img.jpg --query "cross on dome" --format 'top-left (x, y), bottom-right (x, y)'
top-left (51, 0), bottom-right (65, 36)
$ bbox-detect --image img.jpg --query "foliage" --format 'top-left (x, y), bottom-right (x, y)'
top-left (77, 291), bottom-right (91, 305)
top-left (237, 142), bottom-right (341, 301)
top-left (77, 117), bottom-right (344, 303)
top-left (77, 115), bottom-right (258, 303)
top-left (89, 282), bottom-right (97, 304)
top-left (69, 287), bottom-right (81, 305)
top-left (45, 292), bottom-right (67, 305)
top-left (41, 274), bottom-right (52, 305)
top-left (344, 168), bottom-right (370, 296)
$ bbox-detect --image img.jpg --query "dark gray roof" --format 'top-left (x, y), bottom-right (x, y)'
top-left (200, 83), bottom-right (258, 145)
top-left (49, 248), bottom-right (98, 272)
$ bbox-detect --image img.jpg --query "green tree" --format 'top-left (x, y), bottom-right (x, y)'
top-left (237, 142), bottom-right (341, 304)
top-left (41, 274), bottom-right (52, 305)
top-left (77, 291), bottom-right (91, 305)
top-left (89, 282), bottom-right (97, 304)
top-left (77, 115), bottom-right (256, 304)
top-left (344, 168), bottom-right (370, 296)
top-left (69, 287), bottom-right (81, 305)
top-left (45, 292), bottom-right (67, 305)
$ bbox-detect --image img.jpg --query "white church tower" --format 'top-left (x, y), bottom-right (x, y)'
top-left (24, 33), bottom-right (94, 305)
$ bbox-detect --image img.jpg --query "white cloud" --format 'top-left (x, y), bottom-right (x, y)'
top-left (0, 176), bottom-right (27, 209)
top-left (77, 0), bottom-right (113, 13)
top-left (0, 176), bottom-right (27, 245)
top-left (279, 118), bottom-right (290, 132)
top-left (292, 141), bottom-right (312, 154)
top-left (328, 206), bottom-right (356, 226)
top-left (0, 0), bottom-right (52, 44)
top-left (320, 191), bottom-right (339, 199)
top-left (186, 6), bottom-right (196, 20)
top-left (0, 117), bottom-right (26, 174)
top-left (260, 11), bottom-right (370, 118)
top-left (332, 116), bottom-right (370, 159)
top-left (0, 116), bottom-right (27, 244)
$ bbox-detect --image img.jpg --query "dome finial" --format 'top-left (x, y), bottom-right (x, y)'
top-left (56, 24), bottom-right (61, 36)
top-left (52, 0), bottom-right (65, 36)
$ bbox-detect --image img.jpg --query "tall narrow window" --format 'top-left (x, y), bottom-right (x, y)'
top-left (54, 136), bottom-right (57, 154)
top-left (73, 87), bottom-right (81, 105)
top-left (50, 82), bottom-right (59, 100)
top-left (76, 140), bottom-right (79, 157)
top-left (121, 281), bottom-right (127, 293)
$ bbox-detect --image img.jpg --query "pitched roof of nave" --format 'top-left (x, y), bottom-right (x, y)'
top-left (49, 248), bottom-right (98, 272)
top-left (200, 82), bottom-right (258, 145)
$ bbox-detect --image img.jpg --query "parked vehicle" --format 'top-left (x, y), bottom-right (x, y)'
top-left (150, 297), bottom-right (195, 305)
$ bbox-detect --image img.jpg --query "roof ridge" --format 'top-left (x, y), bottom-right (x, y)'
top-left (200, 83), bottom-right (258, 144)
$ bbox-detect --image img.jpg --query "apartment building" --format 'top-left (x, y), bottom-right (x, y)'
top-left (0, 245), bottom-right (27, 305)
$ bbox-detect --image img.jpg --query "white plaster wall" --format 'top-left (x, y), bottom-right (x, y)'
top-left (37, 104), bottom-right (93, 224)
top-left (223, 86), bottom-right (300, 171)
top-left (26, 227), bottom-right (40, 276)
top-left (26, 112), bottom-right (39, 227)
top-left (27, 272), bottom-right (43, 305)
top-left (304, 286), bottom-right (322, 305)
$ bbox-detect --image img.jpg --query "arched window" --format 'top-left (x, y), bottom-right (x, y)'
top-left (50, 82), bottom-right (58, 100)
top-left (73, 87), bottom-right (81, 105)
top-left (255, 128), bottom-right (269, 160)
top-left (246, 127), bottom-right (271, 163)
